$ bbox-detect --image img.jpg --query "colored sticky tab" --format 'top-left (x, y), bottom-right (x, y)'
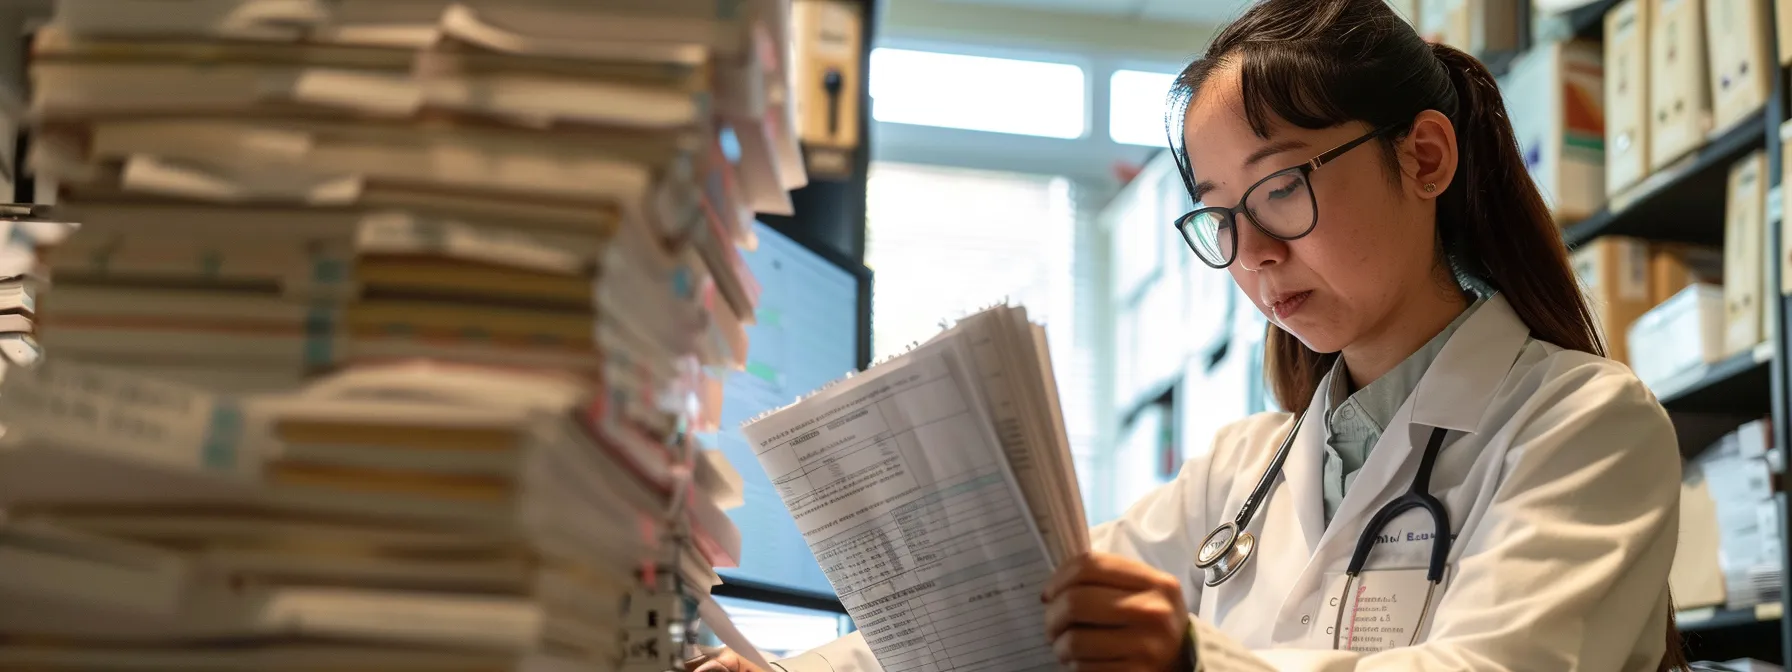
top-left (637, 513), bottom-right (660, 586)
top-left (311, 258), bottom-right (347, 284)
top-left (303, 306), bottom-right (336, 368)
top-left (200, 402), bottom-right (245, 471)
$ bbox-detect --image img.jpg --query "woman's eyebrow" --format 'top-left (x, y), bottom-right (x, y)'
top-left (1244, 139), bottom-right (1311, 168)
top-left (1193, 180), bottom-right (1217, 202)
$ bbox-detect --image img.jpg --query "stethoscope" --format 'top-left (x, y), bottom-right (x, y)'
top-left (1192, 411), bottom-right (1456, 649)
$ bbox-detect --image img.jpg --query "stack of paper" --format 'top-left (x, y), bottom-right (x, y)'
top-left (0, 204), bottom-right (74, 382)
top-left (741, 304), bottom-right (1086, 671)
top-left (0, 0), bottom-right (802, 669)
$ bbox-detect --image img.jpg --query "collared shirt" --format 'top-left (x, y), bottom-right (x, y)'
top-left (1320, 297), bottom-right (1486, 524)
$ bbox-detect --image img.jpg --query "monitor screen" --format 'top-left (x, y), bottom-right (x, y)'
top-left (710, 221), bottom-right (860, 599)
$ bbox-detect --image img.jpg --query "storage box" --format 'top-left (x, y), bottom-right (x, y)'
top-left (1649, 242), bottom-right (1725, 303)
top-left (1778, 0), bottom-right (1792, 64)
top-left (1725, 151), bottom-right (1768, 354)
top-left (1574, 236), bottom-right (1654, 363)
top-left (1764, 205), bottom-right (1778, 343)
top-left (1704, 0), bottom-right (1773, 131)
top-left (1782, 119), bottom-right (1792, 296)
top-left (1606, 0), bottom-right (1651, 196)
top-left (1627, 283), bottom-right (1727, 388)
top-left (1438, 0), bottom-right (1521, 55)
top-left (791, 0), bottom-right (863, 152)
top-left (1649, 0), bottom-right (1713, 171)
top-left (1670, 473), bottom-right (1726, 610)
top-left (1505, 40), bottom-right (1606, 224)
top-left (1735, 417), bottom-right (1773, 459)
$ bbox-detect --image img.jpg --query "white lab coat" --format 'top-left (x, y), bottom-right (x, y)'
top-left (772, 294), bottom-right (1681, 671)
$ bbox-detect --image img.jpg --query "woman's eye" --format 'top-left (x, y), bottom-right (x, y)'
top-left (1267, 178), bottom-right (1303, 200)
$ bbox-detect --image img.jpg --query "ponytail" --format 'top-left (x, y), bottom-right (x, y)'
top-left (1427, 43), bottom-right (1605, 359)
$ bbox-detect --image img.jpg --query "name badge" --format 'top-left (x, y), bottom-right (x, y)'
top-left (1313, 567), bottom-right (1450, 653)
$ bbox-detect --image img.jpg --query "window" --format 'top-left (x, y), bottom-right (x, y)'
top-left (866, 162), bottom-right (1106, 518)
top-left (1108, 69), bottom-right (1178, 147)
top-left (866, 163), bottom-right (1077, 361)
top-left (869, 48), bottom-right (1086, 139)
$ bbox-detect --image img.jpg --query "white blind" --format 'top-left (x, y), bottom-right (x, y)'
top-left (865, 162), bottom-right (1107, 517)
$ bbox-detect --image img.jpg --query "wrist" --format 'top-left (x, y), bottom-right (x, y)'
top-left (1176, 619), bottom-right (1198, 672)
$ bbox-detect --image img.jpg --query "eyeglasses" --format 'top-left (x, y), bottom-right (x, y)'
top-left (1174, 124), bottom-right (1403, 269)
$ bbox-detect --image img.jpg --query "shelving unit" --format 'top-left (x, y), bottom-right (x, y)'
top-left (1529, 0), bottom-right (1790, 664)
top-left (1534, 0), bottom-right (1624, 41)
top-left (1562, 109), bottom-right (1770, 247)
top-left (1680, 603), bottom-right (1787, 632)
top-left (1656, 343), bottom-right (1775, 415)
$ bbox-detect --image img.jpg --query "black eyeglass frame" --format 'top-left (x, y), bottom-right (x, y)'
top-left (1174, 123), bottom-right (1406, 269)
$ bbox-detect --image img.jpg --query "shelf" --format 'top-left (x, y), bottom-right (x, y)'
top-left (1481, 48), bottom-right (1525, 78)
top-left (1533, 0), bottom-right (1622, 42)
top-left (1653, 343), bottom-right (1775, 415)
top-left (1561, 109), bottom-right (1769, 248)
top-left (1676, 602), bottom-right (1784, 632)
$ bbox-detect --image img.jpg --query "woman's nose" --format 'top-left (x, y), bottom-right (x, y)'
top-left (1234, 215), bottom-right (1288, 272)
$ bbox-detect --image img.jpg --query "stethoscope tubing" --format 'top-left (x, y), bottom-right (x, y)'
top-left (1330, 425), bottom-right (1454, 650)
top-left (1234, 411), bottom-right (1308, 529)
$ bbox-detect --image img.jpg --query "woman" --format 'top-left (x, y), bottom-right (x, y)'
top-left (694, 0), bottom-right (1683, 669)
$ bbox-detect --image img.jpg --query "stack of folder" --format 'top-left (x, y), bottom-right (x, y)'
top-left (0, 0), bottom-right (799, 669)
top-left (0, 204), bottom-right (74, 382)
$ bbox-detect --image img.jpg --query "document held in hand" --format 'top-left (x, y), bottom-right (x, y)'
top-left (740, 305), bottom-right (1088, 672)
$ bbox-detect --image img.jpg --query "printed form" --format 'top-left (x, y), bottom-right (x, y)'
top-left (743, 341), bottom-right (1059, 672)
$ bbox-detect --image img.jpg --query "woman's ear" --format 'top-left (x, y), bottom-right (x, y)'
top-left (1401, 110), bottom-right (1458, 200)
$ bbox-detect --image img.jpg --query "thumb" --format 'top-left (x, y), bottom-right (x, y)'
top-left (687, 648), bottom-right (753, 672)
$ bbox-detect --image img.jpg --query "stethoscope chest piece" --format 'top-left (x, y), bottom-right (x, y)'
top-left (1196, 521), bottom-right (1256, 587)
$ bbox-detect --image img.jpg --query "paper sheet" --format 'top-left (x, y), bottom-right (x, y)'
top-left (954, 309), bottom-right (1078, 565)
top-left (743, 341), bottom-right (1059, 672)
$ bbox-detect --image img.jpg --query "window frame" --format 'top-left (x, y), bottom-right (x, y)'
top-left (869, 39), bottom-right (1183, 183)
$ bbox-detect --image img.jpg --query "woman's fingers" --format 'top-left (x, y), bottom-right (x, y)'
top-left (1052, 626), bottom-right (1182, 670)
top-left (685, 648), bottom-right (758, 672)
top-left (1043, 553), bottom-right (1166, 600)
top-left (1045, 585), bottom-right (1164, 638)
top-left (1051, 626), bottom-right (1133, 665)
top-left (1062, 663), bottom-right (1141, 672)
top-left (1041, 553), bottom-right (1193, 672)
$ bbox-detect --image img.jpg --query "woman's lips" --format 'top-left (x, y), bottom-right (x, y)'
top-left (1270, 290), bottom-right (1312, 320)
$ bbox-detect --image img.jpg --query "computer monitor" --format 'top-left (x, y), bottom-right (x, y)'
top-left (710, 221), bottom-right (863, 602)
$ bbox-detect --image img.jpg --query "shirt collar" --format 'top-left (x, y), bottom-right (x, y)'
top-left (1324, 296), bottom-right (1487, 433)
top-left (1409, 292), bottom-right (1533, 433)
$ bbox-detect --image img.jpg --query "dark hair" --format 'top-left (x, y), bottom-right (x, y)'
top-left (1166, 2), bottom-right (1684, 668)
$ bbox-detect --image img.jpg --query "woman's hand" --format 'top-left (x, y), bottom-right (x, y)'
top-left (1042, 552), bottom-right (1194, 672)
top-left (684, 647), bottom-right (766, 672)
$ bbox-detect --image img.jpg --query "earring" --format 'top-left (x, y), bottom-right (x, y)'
top-left (1423, 183), bottom-right (1438, 193)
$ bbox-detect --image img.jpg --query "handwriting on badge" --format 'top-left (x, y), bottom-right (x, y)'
top-left (1342, 584), bottom-right (1409, 651)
